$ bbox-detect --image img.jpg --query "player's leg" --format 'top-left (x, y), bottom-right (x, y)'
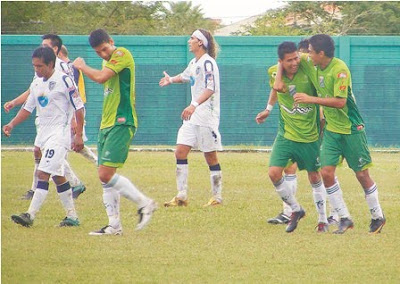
top-left (89, 125), bottom-right (156, 235)
top-left (164, 123), bottom-right (195, 207)
top-left (53, 175), bottom-right (79, 227)
top-left (201, 126), bottom-right (223, 207)
top-left (343, 132), bottom-right (385, 233)
top-left (21, 146), bottom-right (42, 200)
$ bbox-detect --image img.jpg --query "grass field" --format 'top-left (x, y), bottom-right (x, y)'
top-left (2, 150), bottom-right (400, 283)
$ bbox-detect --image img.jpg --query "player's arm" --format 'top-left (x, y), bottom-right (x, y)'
top-left (159, 71), bottom-right (188, 87)
top-left (255, 89), bottom-right (277, 124)
top-left (272, 62), bottom-right (286, 93)
top-left (293, 94), bottom-right (346, 108)
top-left (73, 108), bottom-right (85, 152)
top-left (3, 89), bottom-right (30, 113)
top-left (73, 57), bottom-right (115, 84)
top-left (181, 88), bottom-right (214, 121)
top-left (2, 108), bottom-right (32, 137)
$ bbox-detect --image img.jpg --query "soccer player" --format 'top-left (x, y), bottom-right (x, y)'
top-left (159, 29), bottom-right (223, 207)
top-left (294, 34), bottom-right (385, 234)
top-left (73, 29), bottom-right (157, 235)
top-left (3, 34), bottom-right (86, 200)
top-left (256, 41), bottom-right (329, 233)
top-left (3, 46), bottom-right (84, 227)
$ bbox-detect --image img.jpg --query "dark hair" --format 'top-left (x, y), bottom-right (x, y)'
top-left (277, 41), bottom-right (297, 60)
top-left (32, 46), bottom-right (56, 67)
top-left (309, 34), bottom-right (335, 58)
top-left (41, 34), bottom-right (62, 55)
top-left (298, 38), bottom-right (309, 52)
top-left (197, 29), bottom-right (219, 59)
top-left (89, 29), bottom-right (111, 48)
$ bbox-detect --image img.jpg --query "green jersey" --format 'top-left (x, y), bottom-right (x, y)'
top-left (101, 47), bottom-right (137, 130)
top-left (268, 65), bottom-right (319, 143)
top-left (300, 55), bottom-right (364, 134)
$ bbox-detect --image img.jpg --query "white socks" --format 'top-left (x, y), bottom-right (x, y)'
top-left (210, 169), bottom-right (222, 202)
top-left (176, 162), bottom-right (188, 200)
top-left (326, 181), bottom-right (350, 219)
top-left (27, 182), bottom-right (49, 219)
top-left (30, 159), bottom-right (40, 191)
top-left (364, 183), bottom-right (384, 219)
top-left (282, 174), bottom-right (297, 216)
top-left (57, 182), bottom-right (78, 219)
top-left (274, 177), bottom-right (301, 212)
top-left (311, 180), bottom-right (328, 223)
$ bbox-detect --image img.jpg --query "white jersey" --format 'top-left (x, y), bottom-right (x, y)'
top-left (180, 53), bottom-right (220, 127)
top-left (24, 69), bottom-right (84, 149)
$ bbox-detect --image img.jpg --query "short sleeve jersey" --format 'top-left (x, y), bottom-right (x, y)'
top-left (300, 55), bottom-right (364, 134)
top-left (24, 69), bottom-right (84, 148)
top-left (101, 47), bottom-right (137, 130)
top-left (180, 53), bottom-right (220, 127)
top-left (268, 65), bottom-right (319, 143)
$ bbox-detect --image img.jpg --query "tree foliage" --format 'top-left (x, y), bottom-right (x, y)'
top-left (1, 1), bottom-right (219, 35)
top-left (237, 1), bottom-right (400, 36)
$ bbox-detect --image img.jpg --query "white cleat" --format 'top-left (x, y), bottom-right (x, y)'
top-left (135, 200), bottom-right (157, 231)
top-left (89, 225), bottom-right (123, 236)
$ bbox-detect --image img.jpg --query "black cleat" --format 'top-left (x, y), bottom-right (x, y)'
top-left (369, 216), bottom-right (386, 234)
top-left (267, 212), bottom-right (290, 225)
top-left (11, 213), bottom-right (33, 227)
top-left (285, 208), bottom-right (306, 233)
top-left (20, 189), bottom-right (34, 200)
top-left (333, 217), bottom-right (354, 234)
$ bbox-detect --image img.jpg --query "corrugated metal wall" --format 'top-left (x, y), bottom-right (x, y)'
top-left (2, 35), bottom-right (399, 147)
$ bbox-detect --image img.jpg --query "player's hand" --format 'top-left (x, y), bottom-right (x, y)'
top-left (3, 101), bottom-right (15, 113)
top-left (181, 105), bottom-right (196, 121)
top-left (294, 93), bottom-right (312, 104)
top-left (73, 135), bottom-right (84, 152)
top-left (73, 57), bottom-right (86, 70)
top-left (2, 124), bottom-right (13, 137)
top-left (255, 110), bottom-right (270, 124)
top-left (159, 71), bottom-right (171, 87)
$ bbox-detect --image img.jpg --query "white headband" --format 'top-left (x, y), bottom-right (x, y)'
top-left (192, 30), bottom-right (208, 49)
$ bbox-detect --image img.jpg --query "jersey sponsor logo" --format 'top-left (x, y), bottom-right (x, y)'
top-left (115, 50), bottom-right (125, 57)
top-left (104, 87), bottom-right (113, 97)
top-left (281, 104), bottom-right (314, 115)
top-left (49, 81), bottom-right (56, 91)
top-left (190, 76), bottom-right (195, 86)
top-left (38, 95), bottom-right (49, 107)
top-left (110, 59), bottom-right (118, 65)
top-left (357, 125), bottom-right (364, 131)
top-left (117, 117), bottom-right (126, 123)
top-left (339, 85), bottom-right (346, 91)
top-left (319, 76), bottom-right (325, 87)
top-left (337, 72), bottom-right (347, 78)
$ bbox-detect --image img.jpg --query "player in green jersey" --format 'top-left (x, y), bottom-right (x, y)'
top-left (256, 41), bottom-right (328, 233)
top-left (294, 34), bottom-right (385, 234)
top-left (73, 29), bottom-right (156, 235)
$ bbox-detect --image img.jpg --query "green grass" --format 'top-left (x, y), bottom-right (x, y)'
top-left (2, 150), bottom-right (400, 283)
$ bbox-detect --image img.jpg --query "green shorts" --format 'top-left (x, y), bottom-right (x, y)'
top-left (97, 125), bottom-right (136, 168)
top-left (269, 135), bottom-right (321, 172)
top-left (321, 129), bottom-right (372, 172)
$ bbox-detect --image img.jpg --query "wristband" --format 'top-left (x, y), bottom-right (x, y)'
top-left (266, 104), bottom-right (274, 112)
top-left (191, 101), bottom-right (199, 108)
top-left (169, 77), bottom-right (174, 84)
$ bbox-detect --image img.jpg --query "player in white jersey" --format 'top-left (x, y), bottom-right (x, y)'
top-left (3, 34), bottom-right (87, 200)
top-left (3, 46), bottom-right (85, 227)
top-left (159, 29), bottom-right (223, 207)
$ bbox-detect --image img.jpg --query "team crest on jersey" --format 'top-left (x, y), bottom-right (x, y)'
top-left (38, 95), bottom-right (49, 107)
top-left (288, 85), bottom-right (296, 96)
top-left (115, 50), bottom-right (125, 57)
top-left (49, 81), bottom-right (56, 91)
top-left (104, 88), bottom-right (113, 97)
top-left (319, 76), bottom-right (325, 87)
top-left (272, 71), bottom-right (277, 78)
top-left (196, 66), bottom-right (201, 75)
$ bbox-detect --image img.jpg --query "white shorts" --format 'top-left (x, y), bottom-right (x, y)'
top-left (176, 123), bottom-right (223, 152)
top-left (38, 138), bottom-right (69, 177)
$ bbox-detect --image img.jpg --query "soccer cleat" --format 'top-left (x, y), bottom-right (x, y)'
top-left (203, 197), bottom-right (222, 207)
top-left (20, 189), bottom-right (35, 200)
top-left (327, 215), bottom-right (339, 226)
top-left (285, 208), bottom-right (306, 233)
top-left (72, 184), bottom-right (86, 199)
top-left (89, 225), bottom-right (123, 236)
top-left (11, 213), bottom-right (33, 227)
top-left (333, 217), bottom-right (354, 234)
top-left (164, 196), bottom-right (188, 207)
top-left (369, 216), bottom-right (386, 234)
top-left (315, 222), bottom-right (329, 233)
top-left (59, 217), bottom-right (80, 227)
top-left (136, 200), bottom-right (157, 231)
top-left (267, 212), bottom-right (290, 225)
